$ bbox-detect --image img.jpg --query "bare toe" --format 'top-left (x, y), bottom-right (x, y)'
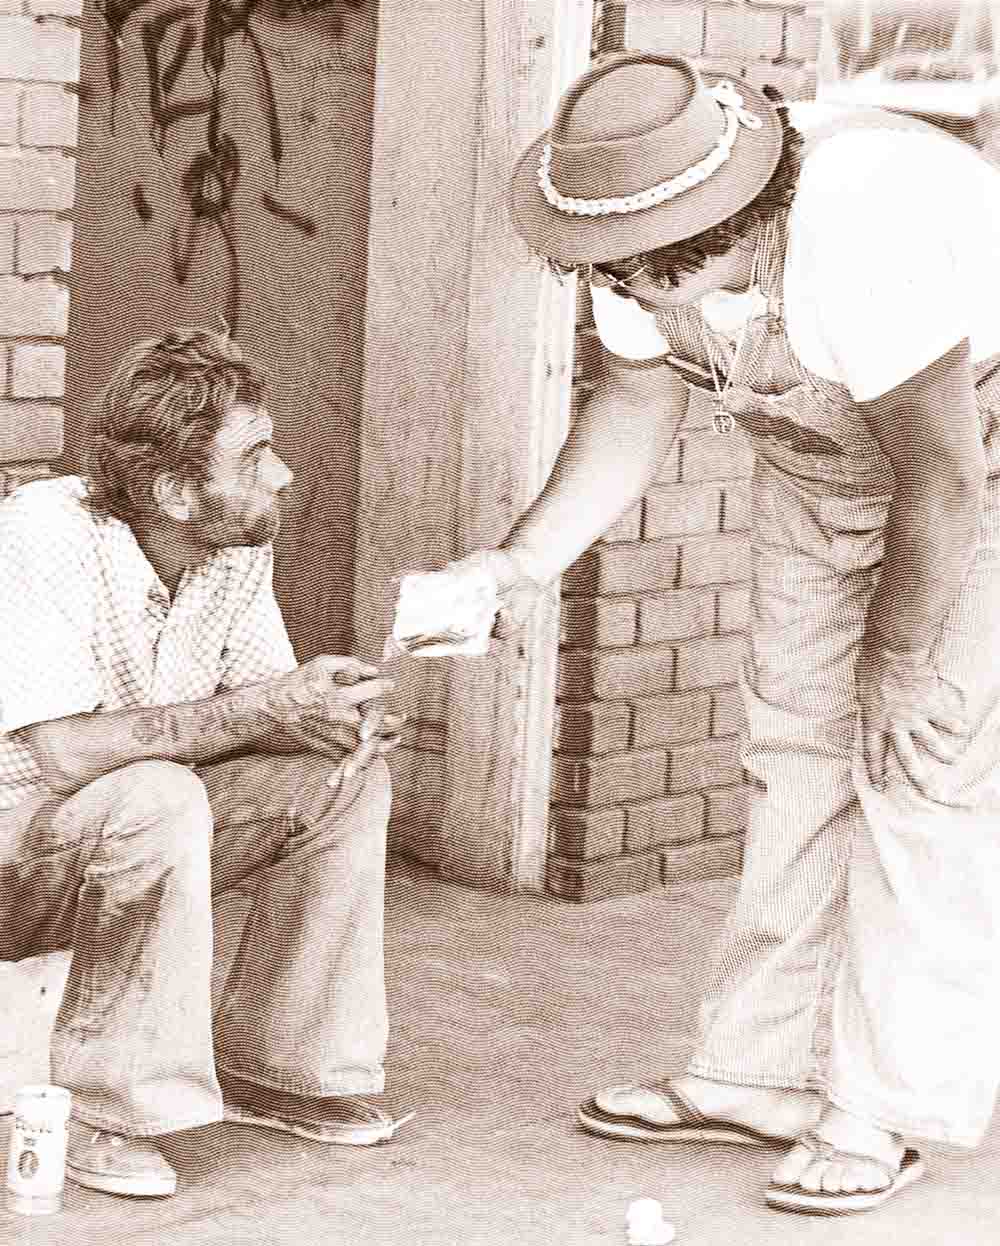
top-left (854, 1160), bottom-right (891, 1193)
top-left (800, 1158), bottom-right (832, 1193)
top-left (772, 1143), bottom-right (814, 1188)
top-left (820, 1162), bottom-right (845, 1194)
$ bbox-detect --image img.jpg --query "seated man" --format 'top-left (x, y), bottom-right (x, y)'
top-left (0, 328), bottom-right (409, 1200)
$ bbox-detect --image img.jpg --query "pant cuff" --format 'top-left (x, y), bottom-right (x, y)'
top-left (827, 1084), bottom-right (986, 1149)
top-left (215, 1060), bottom-right (385, 1098)
top-left (71, 1105), bottom-right (223, 1138)
top-left (686, 1056), bottom-right (820, 1093)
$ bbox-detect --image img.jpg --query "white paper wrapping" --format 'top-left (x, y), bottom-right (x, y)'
top-left (385, 567), bottom-right (500, 658)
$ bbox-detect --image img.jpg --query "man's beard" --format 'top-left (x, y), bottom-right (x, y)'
top-left (194, 493), bottom-right (282, 549)
top-left (240, 509), bottom-right (281, 546)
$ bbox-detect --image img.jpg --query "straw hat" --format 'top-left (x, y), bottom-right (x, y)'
top-left (508, 52), bottom-right (784, 264)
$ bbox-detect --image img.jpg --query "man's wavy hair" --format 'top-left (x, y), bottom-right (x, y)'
top-left (638, 86), bottom-right (803, 286)
top-left (554, 86), bottom-right (802, 288)
top-left (86, 328), bottom-right (267, 524)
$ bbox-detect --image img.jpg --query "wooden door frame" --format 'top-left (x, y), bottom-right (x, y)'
top-left (355, 0), bottom-right (593, 891)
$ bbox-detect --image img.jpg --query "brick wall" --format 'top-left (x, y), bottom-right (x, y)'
top-left (0, 0), bottom-right (80, 501)
top-left (547, 0), bottom-right (822, 902)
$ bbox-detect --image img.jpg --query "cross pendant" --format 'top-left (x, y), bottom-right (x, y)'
top-left (712, 403), bottom-right (735, 435)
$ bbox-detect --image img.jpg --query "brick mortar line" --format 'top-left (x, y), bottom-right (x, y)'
top-left (555, 4), bottom-right (822, 892)
top-left (553, 733), bottom-right (743, 764)
top-left (551, 784), bottom-right (750, 811)
top-left (2, 147), bottom-right (79, 155)
top-left (563, 580), bottom-right (748, 598)
top-left (0, 335), bottom-right (69, 344)
top-left (0, 78), bottom-right (77, 87)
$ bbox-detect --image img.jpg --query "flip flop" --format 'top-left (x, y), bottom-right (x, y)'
top-left (577, 1079), bottom-right (779, 1146)
top-left (765, 1130), bottom-right (926, 1214)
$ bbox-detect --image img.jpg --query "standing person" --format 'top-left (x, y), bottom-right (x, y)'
top-left (0, 328), bottom-right (410, 1200)
top-left (450, 51), bottom-right (1000, 1213)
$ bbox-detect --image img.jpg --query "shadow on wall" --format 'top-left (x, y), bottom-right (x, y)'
top-left (63, 0), bottom-right (377, 660)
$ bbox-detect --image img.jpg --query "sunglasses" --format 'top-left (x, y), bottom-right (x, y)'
top-left (540, 254), bottom-right (652, 296)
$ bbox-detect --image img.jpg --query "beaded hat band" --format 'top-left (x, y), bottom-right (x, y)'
top-left (537, 82), bottom-right (763, 219)
top-left (508, 53), bottom-right (784, 263)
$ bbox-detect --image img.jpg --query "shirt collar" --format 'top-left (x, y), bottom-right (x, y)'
top-left (91, 496), bottom-right (229, 607)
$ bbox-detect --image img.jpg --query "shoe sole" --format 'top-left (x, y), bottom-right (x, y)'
top-left (223, 1103), bottom-right (415, 1147)
top-left (577, 1098), bottom-right (774, 1147)
top-left (765, 1150), bottom-right (926, 1215)
top-left (66, 1162), bottom-right (176, 1198)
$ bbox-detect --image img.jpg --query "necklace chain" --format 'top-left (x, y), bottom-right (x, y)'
top-left (704, 213), bottom-right (785, 434)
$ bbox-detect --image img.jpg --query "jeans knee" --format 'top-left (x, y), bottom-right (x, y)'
top-left (98, 761), bottom-right (213, 865)
top-left (358, 757), bottom-right (391, 815)
top-left (349, 756), bottom-right (391, 831)
top-left (284, 754), bottom-right (391, 845)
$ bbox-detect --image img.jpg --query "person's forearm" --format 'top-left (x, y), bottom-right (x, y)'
top-left (865, 470), bottom-right (984, 653)
top-left (500, 380), bottom-right (685, 583)
top-left (18, 685), bottom-right (272, 798)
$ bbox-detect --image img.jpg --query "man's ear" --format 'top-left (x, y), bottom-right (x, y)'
top-left (151, 471), bottom-right (196, 521)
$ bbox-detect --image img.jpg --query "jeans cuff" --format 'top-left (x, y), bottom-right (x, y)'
top-left (71, 1105), bottom-right (223, 1138)
top-left (215, 1059), bottom-right (385, 1098)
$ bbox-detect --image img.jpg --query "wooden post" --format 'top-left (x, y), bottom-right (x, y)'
top-left (355, 0), bottom-right (593, 890)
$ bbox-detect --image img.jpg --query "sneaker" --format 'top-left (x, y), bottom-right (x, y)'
top-left (66, 1119), bottom-right (177, 1197)
top-left (219, 1075), bottom-right (413, 1146)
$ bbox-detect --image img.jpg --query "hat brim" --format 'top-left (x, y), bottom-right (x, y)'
top-left (508, 75), bottom-right (784, 265)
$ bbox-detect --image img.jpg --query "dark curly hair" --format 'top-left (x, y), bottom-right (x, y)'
top-left (546, 86), bottom-right (805, 289)
top-left (637, 86), bottom-right (803, 286)
top-left (86, 328), bottom-right (267, 523)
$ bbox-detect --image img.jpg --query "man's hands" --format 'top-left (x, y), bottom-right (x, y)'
top-left (326, 701), bottom-right (406, 790)
top-left (444, 548), bottom-right (549, 639)
top-left (856, 644), bottom-right (969, 796)
top-left (256, 656), bottom-right (405, 788)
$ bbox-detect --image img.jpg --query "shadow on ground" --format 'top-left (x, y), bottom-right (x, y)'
top-left (2, 857), bottom-right (996, 1244)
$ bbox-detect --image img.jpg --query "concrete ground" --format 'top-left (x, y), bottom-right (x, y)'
top-left (2, 857), bottom-right (998, 1246)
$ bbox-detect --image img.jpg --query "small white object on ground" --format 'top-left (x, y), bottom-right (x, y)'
top-left (386, 567), bottom-right (499, 658)
top-left (625, 1198), bottom-right (676, 1246)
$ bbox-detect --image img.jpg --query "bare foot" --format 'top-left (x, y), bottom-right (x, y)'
top-left (595, 1074), bottom-right (822, 1142)
top-left (771, 1105), bottom-right (905, 1194)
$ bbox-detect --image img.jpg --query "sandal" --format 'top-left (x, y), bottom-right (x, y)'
top-left (578, 1079), bottom-right (779, 1146)
top-left (765, 1129), bottom-right (926, 1214)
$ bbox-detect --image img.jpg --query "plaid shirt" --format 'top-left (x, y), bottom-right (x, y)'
top-left (0, 476), bottom-right (298, 809)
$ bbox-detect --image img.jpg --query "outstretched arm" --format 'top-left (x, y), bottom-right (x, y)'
top-left (19, 657), bottom-right (394, 798)
top-left (501, 350), bottom-right (690, 584)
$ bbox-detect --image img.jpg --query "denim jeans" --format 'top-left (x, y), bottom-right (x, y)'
top-left (688, 447), bottom-right (1000, 1147)
top-left (0, 751), bottom-right (390, 1137)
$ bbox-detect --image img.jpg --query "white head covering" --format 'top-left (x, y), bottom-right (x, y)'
top-left (589, 285), bottom-right (672, 361)
top-left (589, 281), bottom-right (770, 362)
